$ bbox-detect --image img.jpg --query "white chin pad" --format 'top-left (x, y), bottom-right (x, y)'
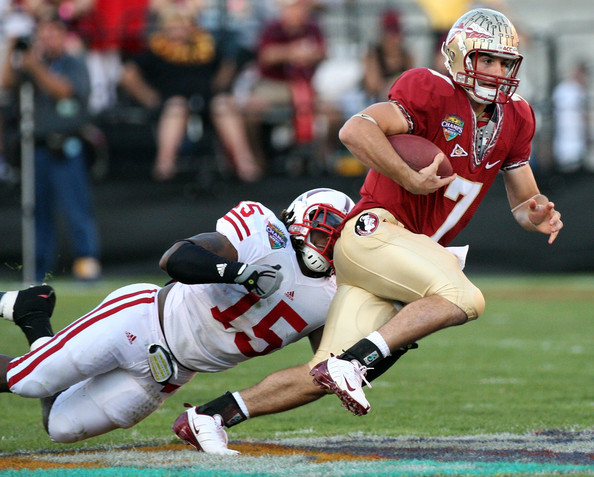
top-left (303, 248), bottom-right (330, 273)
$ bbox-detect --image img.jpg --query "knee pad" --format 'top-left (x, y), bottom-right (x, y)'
top-left (12, 379), bottom-right (54, 399)
top-left (437, 280), bottom-right (485, 321)
top-left (48, 411), bottom-right (87, 443)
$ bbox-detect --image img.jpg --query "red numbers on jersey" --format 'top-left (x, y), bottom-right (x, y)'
top-left (224, 201), bottom-right (265, 241)
top-left (236, 201), bottom-right (264, 217)
top-left (211, 296), bottom-right (308, 357)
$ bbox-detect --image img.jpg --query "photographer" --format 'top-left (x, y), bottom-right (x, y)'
top-left (0, 11), bottom-right (101, 282)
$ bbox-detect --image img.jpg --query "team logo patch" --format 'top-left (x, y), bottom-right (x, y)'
top-left (266, 222), bottom-right (288, 249)
top-left (451, 144), bottom-right (468, 157)
top-left (441, 114), bottom-right (464, 141)
top-left (449, 22), bottom-right (494, 42)
top-left (354, 212), bottom-right (380, 236)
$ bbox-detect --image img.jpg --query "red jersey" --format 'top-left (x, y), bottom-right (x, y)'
top-left (349, 68), bottom-right (535, 246)
top-left (257, 19), bottom-right (325, 81)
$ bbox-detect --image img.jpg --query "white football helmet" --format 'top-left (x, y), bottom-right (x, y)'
top-left (442, 8), bottom-right (522, 104)
top-left (285, 188), bottom-right (355, 274)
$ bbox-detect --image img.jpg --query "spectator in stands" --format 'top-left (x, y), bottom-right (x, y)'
top-left (342, 9), bottom-right (413, 119)
top-left (0, 0), bottom-right (34, 184)
top-left (120, 4), bottom-right (261, 182)
top-left (220, 0), bottom-right (327, 172)
top-left (552, 60), bottom-right (590, 174)
top-left (71, 0), bottom-right (150, 115)
top-left (0, 11), bottom-right (101, 281)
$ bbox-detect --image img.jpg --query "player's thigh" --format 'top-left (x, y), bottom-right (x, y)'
top-left (8, 285), bottom-right (160, 398)
top-left (335, 209), bottom-right (484, 319)
top-left (310, 285), bottom-right (398, 366)
top-left (48, 365), bottom-right (194, 443)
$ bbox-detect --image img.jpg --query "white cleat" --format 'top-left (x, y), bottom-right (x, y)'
top-left (172, 408), bottom-right (240, 455)
top-left (310, 356), bottom-right (371, 416)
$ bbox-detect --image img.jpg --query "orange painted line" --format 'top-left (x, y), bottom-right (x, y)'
top-left (0, 441), bottom-right (385, 470)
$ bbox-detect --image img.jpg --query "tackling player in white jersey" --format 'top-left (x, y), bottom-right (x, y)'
top-left (0, 188), bottom-right (354, 454)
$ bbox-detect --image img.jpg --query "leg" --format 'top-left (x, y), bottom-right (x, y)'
top-left (210, 93), bottom-right (262, 182)
top-left (1, 284), bottom-right (58, 427)
top-left (173, 364), bottom-right (323, 455)
top-left (1, 355), bottom-right (13, 392)
top-left (153, 96), bottom-right (189, 181)
top-left (34, 147), bottom-right (57, 281)
top-left (0, 284), bottom-right (56, 347)
top-left (374, 295), bottom-right (466, 350)
top-left (50, 146), bottom-right (101, 280)
top-left (48, 368), bottom-right (176, 443)
top-left (7, 285), bottom-right (158, 399)
top-left (310, 209), bottom-right (485, 414)
top-left (239, 364), bottom-right (325, 418)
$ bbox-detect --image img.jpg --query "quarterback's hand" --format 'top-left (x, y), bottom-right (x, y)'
top-left (528, 199), bottom-right (563, 244)
top-left (234, 264), bottom-right (283, 298)
top-left (406, 154), bottom-right (456, 195)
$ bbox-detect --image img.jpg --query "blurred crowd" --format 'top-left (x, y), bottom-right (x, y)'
top-left (1, 0), bottom-right (591, 183)
top-left (0, 0), bottom-right (473, 186)
top-left (0, 0), bottom-right (591, 281)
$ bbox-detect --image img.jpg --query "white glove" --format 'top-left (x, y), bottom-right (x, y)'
top-left (234, 264), bottom-right (283, 298)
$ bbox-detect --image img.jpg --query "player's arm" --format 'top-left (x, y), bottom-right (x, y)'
top-left (503, 166), bottom-right (563, 244)
top-left (339, 102), bottom-right (454, 194)
top-left (159, 232), bottom-right (283, 298)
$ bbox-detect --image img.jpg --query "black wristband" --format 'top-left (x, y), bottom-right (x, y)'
top-left (166, 242), bottom-right (244, 284)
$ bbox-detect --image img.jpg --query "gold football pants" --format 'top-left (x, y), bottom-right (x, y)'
top-left (311, 208), bottom-right (485, 366)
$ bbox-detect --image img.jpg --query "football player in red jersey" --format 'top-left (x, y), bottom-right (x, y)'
top-left (0, 188), bottom-right (354, 453)
top-left (309, 7), bottom-right (563, 415)
top-left (169, 8), bottom-right (563, 454)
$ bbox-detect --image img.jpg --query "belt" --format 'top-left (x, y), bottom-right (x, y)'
top-left (156, 283), bottom-right (193, 372)
top-left (157, 283), bottom-right (173, 335)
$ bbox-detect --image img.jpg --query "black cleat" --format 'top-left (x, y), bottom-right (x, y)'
top-left (1, 285), bottom-right (56, 324)
top-left (1, 285), bottom-right (56, 346)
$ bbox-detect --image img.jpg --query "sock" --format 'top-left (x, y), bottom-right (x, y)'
top-left (195, 391), bottom-right (247, 428)
top-left (232, 391), bottom-right (250, 419)
top-left (366, 331), bottom-right (391, 358)
top-left (338, 338), bottom-right (385, 367)
top-left (0, 291), bottom-right (17, 319)
top-left (17, 313), bottom-right (54, 347)
top-left (365, 343), bottom-right (419, 383)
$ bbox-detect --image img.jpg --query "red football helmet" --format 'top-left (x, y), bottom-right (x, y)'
top-left (442, 8), bottom-right (523, 104)
top-left (286, 188), bottom-right (354, 274)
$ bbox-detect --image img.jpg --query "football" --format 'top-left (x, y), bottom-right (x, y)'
top-left (387, 134), bottom-right (453, 177)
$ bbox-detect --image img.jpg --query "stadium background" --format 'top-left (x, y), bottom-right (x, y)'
top-left (0, 0), bottom-right (592, 281)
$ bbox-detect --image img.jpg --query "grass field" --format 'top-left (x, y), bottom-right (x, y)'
top-left (1, 273), bottom-right (593, 475)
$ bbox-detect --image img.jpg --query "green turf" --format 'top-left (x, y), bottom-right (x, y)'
top-left (1, 273), bottom-right (592, 453)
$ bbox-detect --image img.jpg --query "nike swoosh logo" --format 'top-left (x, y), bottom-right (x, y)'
top-left (485, 160), bottom-right (501, 169)
top-left (345, 379), bottom-right (356, 392)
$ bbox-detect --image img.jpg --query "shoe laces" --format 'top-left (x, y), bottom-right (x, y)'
top-left (350, 360), bottom-right (373, 389)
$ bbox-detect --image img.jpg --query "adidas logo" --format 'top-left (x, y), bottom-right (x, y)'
top-left (216, 263), bottom-right (227, 277)
top-left (285, 291), bottom-right (295, 301)
top-left (126, 331), bottom-right (137, 344)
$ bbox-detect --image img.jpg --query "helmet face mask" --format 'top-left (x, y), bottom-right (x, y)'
top-left (442, 8), bottom-right (523, 104)
top-left (284, 188), bottom-right (355, 274)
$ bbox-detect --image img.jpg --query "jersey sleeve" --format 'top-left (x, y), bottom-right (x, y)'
top-left (216, 201), bottom-right (290, 264)
top-left (501, 95), bottom-right (535, 171)
top-left (388, 68), bottom-right (456, 138)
